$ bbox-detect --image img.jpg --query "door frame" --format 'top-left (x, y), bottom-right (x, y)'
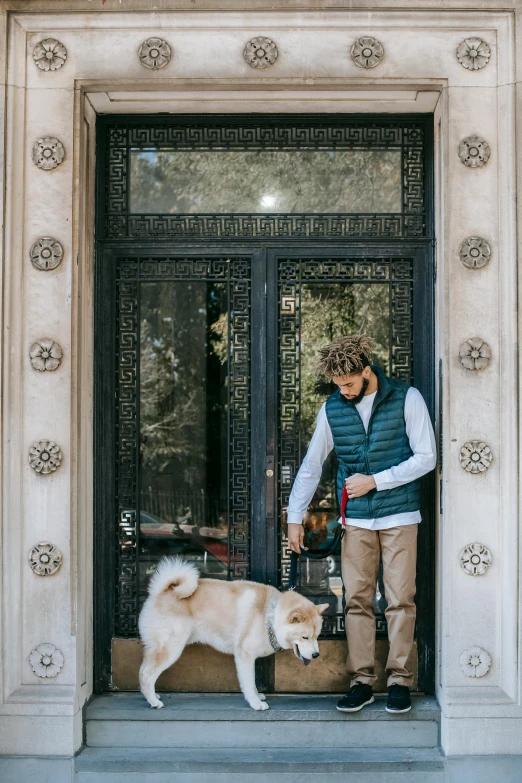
top-left (93, 113), bottom-right (435, 694)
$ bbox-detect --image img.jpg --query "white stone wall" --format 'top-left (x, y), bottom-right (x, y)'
top-left (0, 1), bottom-right (520, 757)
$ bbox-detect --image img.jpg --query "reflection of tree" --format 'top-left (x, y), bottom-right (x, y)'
top-left (209, 312), bottom-right (228, 364)
top-left (299, 283), bottom-right (390, 507)
top-left (139, 282), bottom-right (228, 528)
top-left (140, 317), bottom-right (203, 473)
top-left (130, 149), bottom-right (401, 214)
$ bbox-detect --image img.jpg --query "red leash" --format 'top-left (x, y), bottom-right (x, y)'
top-left (341, 483), bottom-right (349, 526)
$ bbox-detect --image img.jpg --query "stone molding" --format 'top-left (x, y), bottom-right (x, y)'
top-left (32, 137), bottom-right (65, 170)
top-left (29, 542), bottom-right (63, 576)
top-left (459, 441), bottom-right (493, 473)
top-left (350, 37), bottom-right (384, 69)
top-left (29, 237), bottom-right (64, 271)
top-left (1, 5), bottom-right (519, 758)
top-left (29, 643), bottom-right (64, 678)
top-left (459, 646), bottom-right (492, 678)
top-left (456, 37), bottom-right (491, 70)
top-left (459, 236), bottom-right (491, 269)
top-left (243, 37), bottom-right (278, 69)
top-left (458, 136), bottom-right (491, 167)
top-left (459, 337), bottom-right (491, 371)
top-left (33, 38), bottom-right (67, 71)
top-left (459, 543), bottom-right (492, 576)
top-left (138, 37), bottom-right (172, 69)
top-left (29, 339), bottom-right (63, 372)
top-left (29, 440), bottom-right (63, 475)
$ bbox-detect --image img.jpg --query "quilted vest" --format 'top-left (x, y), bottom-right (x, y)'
top-left (324, 365), bottom-right (421, 519)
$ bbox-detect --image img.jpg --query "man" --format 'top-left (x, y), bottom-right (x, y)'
top-left (286, 334), bottom-right (436, 713)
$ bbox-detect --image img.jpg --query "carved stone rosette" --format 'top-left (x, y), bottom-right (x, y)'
top-left (460, 543), bottom-right (492, 576)
top-left (29, 440), bottom-right (62, 475)
top-left (456, 38), bottom-right (491, 70)
top-left (29, 643), bottom-right (64, 678)
top-left (29, 237), bottom-right (64, 271)
top-left (459, 237), bottom-right (491, 269)
top-left (459, 646), bottom-right (491, 678)
top-left (459, 441), bottom-right (492, 473)
top-left (33, 38), bottom-right (67, 71)
top-left (458, 136), bottom-right (490, 168)
top-left (32, 137), bottom-right (65, 170)
top-left (459, 338), bottom-right (491, 371)
top-left (29, 542), bottom-right (63, 576)
top-left (350, 37), bottom-right (384, 69)
top-left (138, 38), bottom-right (172, 69)
top-left (243, 37), bottom-right (278, 69)
top-left (29, 339), bottom-right (63, 372)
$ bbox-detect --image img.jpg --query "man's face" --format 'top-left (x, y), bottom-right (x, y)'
top-left (332, 369), bottom-right (370, 404)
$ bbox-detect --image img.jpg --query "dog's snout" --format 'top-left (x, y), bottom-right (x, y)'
top-left (312, 652), bottom-right (320, 659)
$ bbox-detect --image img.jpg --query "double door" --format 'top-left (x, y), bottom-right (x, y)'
top-left (94, 243), bottom-right (434, 694)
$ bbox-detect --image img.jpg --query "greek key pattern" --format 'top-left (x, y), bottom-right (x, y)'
top-left (228, 265), bottom-right (251, 579)
top-left (115, 256), bottom-right (251, 634)
top-left (127, 124), bottom-right (405, 150)
top-left (102, 119), bottom-right (427, 240)
top-left (106, 214), bottom-right (425, 240)
top-left (115, 266), bottom-right (139, 635)
top-left (391, 260), bottom-right (414, 382)
top-left (278, 257), bottom-right (414, 637)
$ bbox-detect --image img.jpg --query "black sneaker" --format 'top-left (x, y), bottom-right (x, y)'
top-left (386, 684), bottom-right (411, 713)
top-left (336, 682), bottom-right (375, 712)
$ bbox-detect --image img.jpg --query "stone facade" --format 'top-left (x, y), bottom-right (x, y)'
top-left (0, 0), bottom-right (520, 760)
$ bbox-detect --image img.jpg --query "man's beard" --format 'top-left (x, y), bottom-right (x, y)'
top-left (349, 377), bottom-right (369, 405)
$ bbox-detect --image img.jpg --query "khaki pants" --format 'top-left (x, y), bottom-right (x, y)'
top-left (341, 523), bottom-right (418, 688)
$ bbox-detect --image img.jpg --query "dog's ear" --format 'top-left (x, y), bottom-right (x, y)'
top-left (288, 611), bottom-right (304, 624)
top-left (316, 603), bottom-right (329, 615)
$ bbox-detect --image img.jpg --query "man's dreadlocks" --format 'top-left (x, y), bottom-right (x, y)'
top-left (317, 334), bottom-right (375, 378)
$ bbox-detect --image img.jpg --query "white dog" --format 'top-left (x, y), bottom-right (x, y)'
top-left (139, 557), bottom-right (328, 711)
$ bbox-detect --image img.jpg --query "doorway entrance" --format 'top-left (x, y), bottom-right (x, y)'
top-left (94, 115), bottom-right (435, 695)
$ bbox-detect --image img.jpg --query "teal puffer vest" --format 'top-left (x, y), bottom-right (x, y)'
top-left (325, 365), bottom-right (421, 519)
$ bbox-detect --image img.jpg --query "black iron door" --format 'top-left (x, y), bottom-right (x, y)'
top-left (94, 114), bottom-right (435, 695)
top-left (271, 247), bottom-right (434, 692)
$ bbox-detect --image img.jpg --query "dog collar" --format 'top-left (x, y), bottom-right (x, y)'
top-left (266, 597), bottom-right (284, 653)
top-left (267, 621), bottom-right (284, 653)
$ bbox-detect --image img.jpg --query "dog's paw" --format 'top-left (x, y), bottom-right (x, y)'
top-left (258, 693), bottom-right (266, 701)
top-left (250, 700), bottom-right (269, 711)
top-left (150, 698), bottom-right (164, 709)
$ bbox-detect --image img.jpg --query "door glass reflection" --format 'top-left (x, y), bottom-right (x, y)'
top-left (130, 149), bottom-right (402, 214)
top-left (296, 283), bottom-right (390, 630)
top-left (138, 281), bottom-right (229, 608)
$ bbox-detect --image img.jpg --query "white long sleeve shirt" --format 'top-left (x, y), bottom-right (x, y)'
top-left (286, 387), bottom-right (437, 530)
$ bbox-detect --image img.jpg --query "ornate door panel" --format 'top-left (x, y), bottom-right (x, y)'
top-left (95, 250), bottom-right (258, 691)
top-left (272, 250), bottom-right (434, 693)
top-left (116, 255), bottom-right (252, 635)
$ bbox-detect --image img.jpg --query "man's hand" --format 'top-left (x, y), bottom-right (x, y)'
top-left (288, 524), bottom-right (308, 554)
top-left (345, 474), bottom-right (376, 499)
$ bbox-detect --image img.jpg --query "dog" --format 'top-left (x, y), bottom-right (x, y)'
top-left (139, 557), bottom-right (328, 711)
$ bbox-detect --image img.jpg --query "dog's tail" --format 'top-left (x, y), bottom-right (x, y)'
top-left (147, 557), bottom-right (199, 599)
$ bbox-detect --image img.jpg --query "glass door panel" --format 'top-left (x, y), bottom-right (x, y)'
top-left (114, 256), bottom-right (251, 638)
top-left (129, 149), bottom-right (402, 214)
top-left (138, 279), bottom-right (230, 607)
top-left (278, 257), bottom-right (414, 639)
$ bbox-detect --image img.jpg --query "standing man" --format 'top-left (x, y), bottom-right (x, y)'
top-left (286, 335), bottom-right (436, 713)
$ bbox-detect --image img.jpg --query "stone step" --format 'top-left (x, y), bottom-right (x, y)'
top-left (75, 746), bottom-right (446, 782)
top-left (85, 693), bottom-right (440, 749)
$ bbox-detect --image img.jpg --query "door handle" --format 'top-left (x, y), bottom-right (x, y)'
top-left (265, 455), bottom-right (275, 519)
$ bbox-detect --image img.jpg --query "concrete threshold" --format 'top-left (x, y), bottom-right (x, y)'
top-left (85, 692), bottom-right (440, 722)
